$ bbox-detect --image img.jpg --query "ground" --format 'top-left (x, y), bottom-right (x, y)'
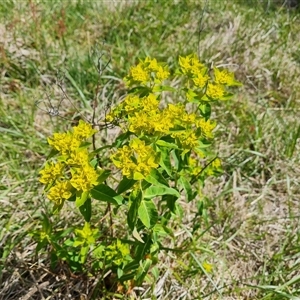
top-left (1, 1), bottom-right (300, 299)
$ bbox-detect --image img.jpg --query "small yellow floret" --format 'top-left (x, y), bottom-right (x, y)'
top-left (211, 158), bottom-right (221, 169)
top-left (70, 164), bottom-right (99, 192)
top-left (73, 120), bottom-right (97, 140)
top-left (129, 63), bottom-right (149, 84)
top-left (39, 161), bottom-right (64, 184)
top-left (145, 57), bottom-right (160, 71)
top-left (105, 113), bottom-right (114, 122)
top-left (47, 180), bottom-right (72, 205)
top-left (193, 73), bottom-right (209, 88)
top-left (48, 132), bottom-right (81, 156)
top-left (214, 68), bottom-right (235, 86)
top-left (179, 55), bottom-right (192, 74)
top-left (206, 83), bottom-right (224, 100)
top-left (179, 54), bottom-right (204, 75)
top-left (75, 222), bottom-right (98, 245)
top-left (111, 138), bottom-right (158, 179)
top-left (67, 149), bottom-right (90, 166)
top-left (156, 65), bottom-right (170, 81)
top-left (203, 261), bottom-right (213, 273)
top-left (196, 119), bottom-right (216, 138)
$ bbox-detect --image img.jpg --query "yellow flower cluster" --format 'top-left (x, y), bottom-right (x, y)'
top-left (106, 239), bottom-right (130, 267)
top-left (206, 158), bottom-right (222, 176)
top-left (106, 55), bottom-right (241, 180)
top-left (188, 156), bottom-right (222, 177)
top-left (124, 57), bottom-right (170, 86)
top-left (108, 95), bottom-right (216, 152)
top-left (39, 120), bottom-right (99, 206)
top-left (179, 53), bottom-right (205, 76)
top-left (111, 138), bottom-right (159, 180)
top-left (74, 222), bottom-right (99, 246)
top-left (214, 67), bottom-right (236, 86)
top-left (178, 54), bottom-right (239, 100)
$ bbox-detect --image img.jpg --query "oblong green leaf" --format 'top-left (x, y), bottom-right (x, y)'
top-left (135, 258), bottom-right (153, 286)
top-left (145, 169), bottom-right (169, 187)
top-left (144, 186), bottom-right (180, 199)
top-left (199, 102), bottom-right (211, 119)
top-left (97, 169), bottom-right (111, 184)
top-left (156, 140), bottom-right (178, 149)
top-left (127, 191), bottom-right (142, 230)
top-left (79, 198), bottom-right (92, 222)
top-left (152, 85), bottom-right (176, 93)
top-left (91, 184), bottom-right (123, 205)
top-left (75, 191), bottom-right (89, 208)
top-left (157, 146), bottom-right (172, 176)
top-left (165, 195), bottom-right (178, 213)
top-left (179, 176), bottom-right (195, 202)
top-left (132, 227), bottom-right (144, 243)
top-left (117, 177), bottom-right (136, 194)
top-left (138, 199), bottom-right (158, 228)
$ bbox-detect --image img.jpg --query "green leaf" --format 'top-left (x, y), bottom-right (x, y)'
top-left (232, 80), bottom-right (243, 86)
top-left (132, 227), bottom-right (144, 243)
top-left (179, 176), bottom-right (195, 202)
top-left (219, 93), bottom-right (234, 101)
top-left (152, 85), bottom-right (176, 93)
top-left (127, 190), bottom-right (142, 230)
top-left (127, 85), bottom-right (151, 96)
top-left (91, 184), bottom-right (123, 205)
top-left (158, 146), bottom-right (172, 176)
top-left (165, 195), bottom-right (178, 213)
top-left (46, 148), bottom-right (59, 160)
top-left (79, 245), bottom-right (89, 263)
top-left (151, 266), bottom-right (159, 280)
top-left (156, 140), bottom-right (178, 149)
top-left (141, 180), bottom-right (152, 191)
top-left (199, 102), bottom-right (211, 119)
top-left (112, 131), bottom-right (131, 148)
top-left (75, 191), bottom-right (89, 208)
top-left (186, 88), bottom-right (198, 102)
top-left (41, 213), bottom-right (51, 234)
top-left (133, 171), bottom-right (144, 180)
top-left (52, 201), bottom-right (64, 214)
top-left (79, 198), bottom-right (92, 222)
top-left (73, 239), bottom-right (84, 247)
top-left (144, 169), bottom-right (169, 187)
top-left (97, 169), bottom-right (111, 184)
top-left (90, 144), bottom-right (113, 155)
top-left (36, 239), bottom-right (49, 253)
top-left (135, 258), bottom-right (153, 286)
top-left (152, 224), bottom-right (172, 239)
top-left (197, 140), bottom-right (212, 149)
top-left (171, 149), bottom-right (180, 171)
top-left (117, 177), bottom-right (136, 194)
top-left (138, 199), bottom-right (158, 229)
top-left (117, 268), bottom-right (124, 279)
top-left (144, 186), bottom-right (180, 199)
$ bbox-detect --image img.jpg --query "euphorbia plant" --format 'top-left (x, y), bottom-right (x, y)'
top-left (35, 54), bottom-right (241, 289)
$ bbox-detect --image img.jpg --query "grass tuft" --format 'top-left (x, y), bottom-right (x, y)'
top-left (1, 0), bottom-right (300, 299)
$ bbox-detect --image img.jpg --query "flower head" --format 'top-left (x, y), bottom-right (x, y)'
top-left (206, 83), bottom-right (225, 100)
top-left (214, 68), bottom-right (235, 86)
top-left (39, 161), bottom-right (64, 184)
top-left (111, 138), bottom-right (159, 179)
top-left (70, 164), bottom-right (99, 192)
top-left (47, 180), bottom-right (72, 206)
top-left (48, 132), bottom-right (81, 156)
top-left (126, 63), bottom-right (150, 85)
top-left (73, 120), bottom-right (97, 140)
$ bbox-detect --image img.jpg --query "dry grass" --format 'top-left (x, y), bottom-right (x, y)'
top-left (1, 0), bottom-right (300, 299)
